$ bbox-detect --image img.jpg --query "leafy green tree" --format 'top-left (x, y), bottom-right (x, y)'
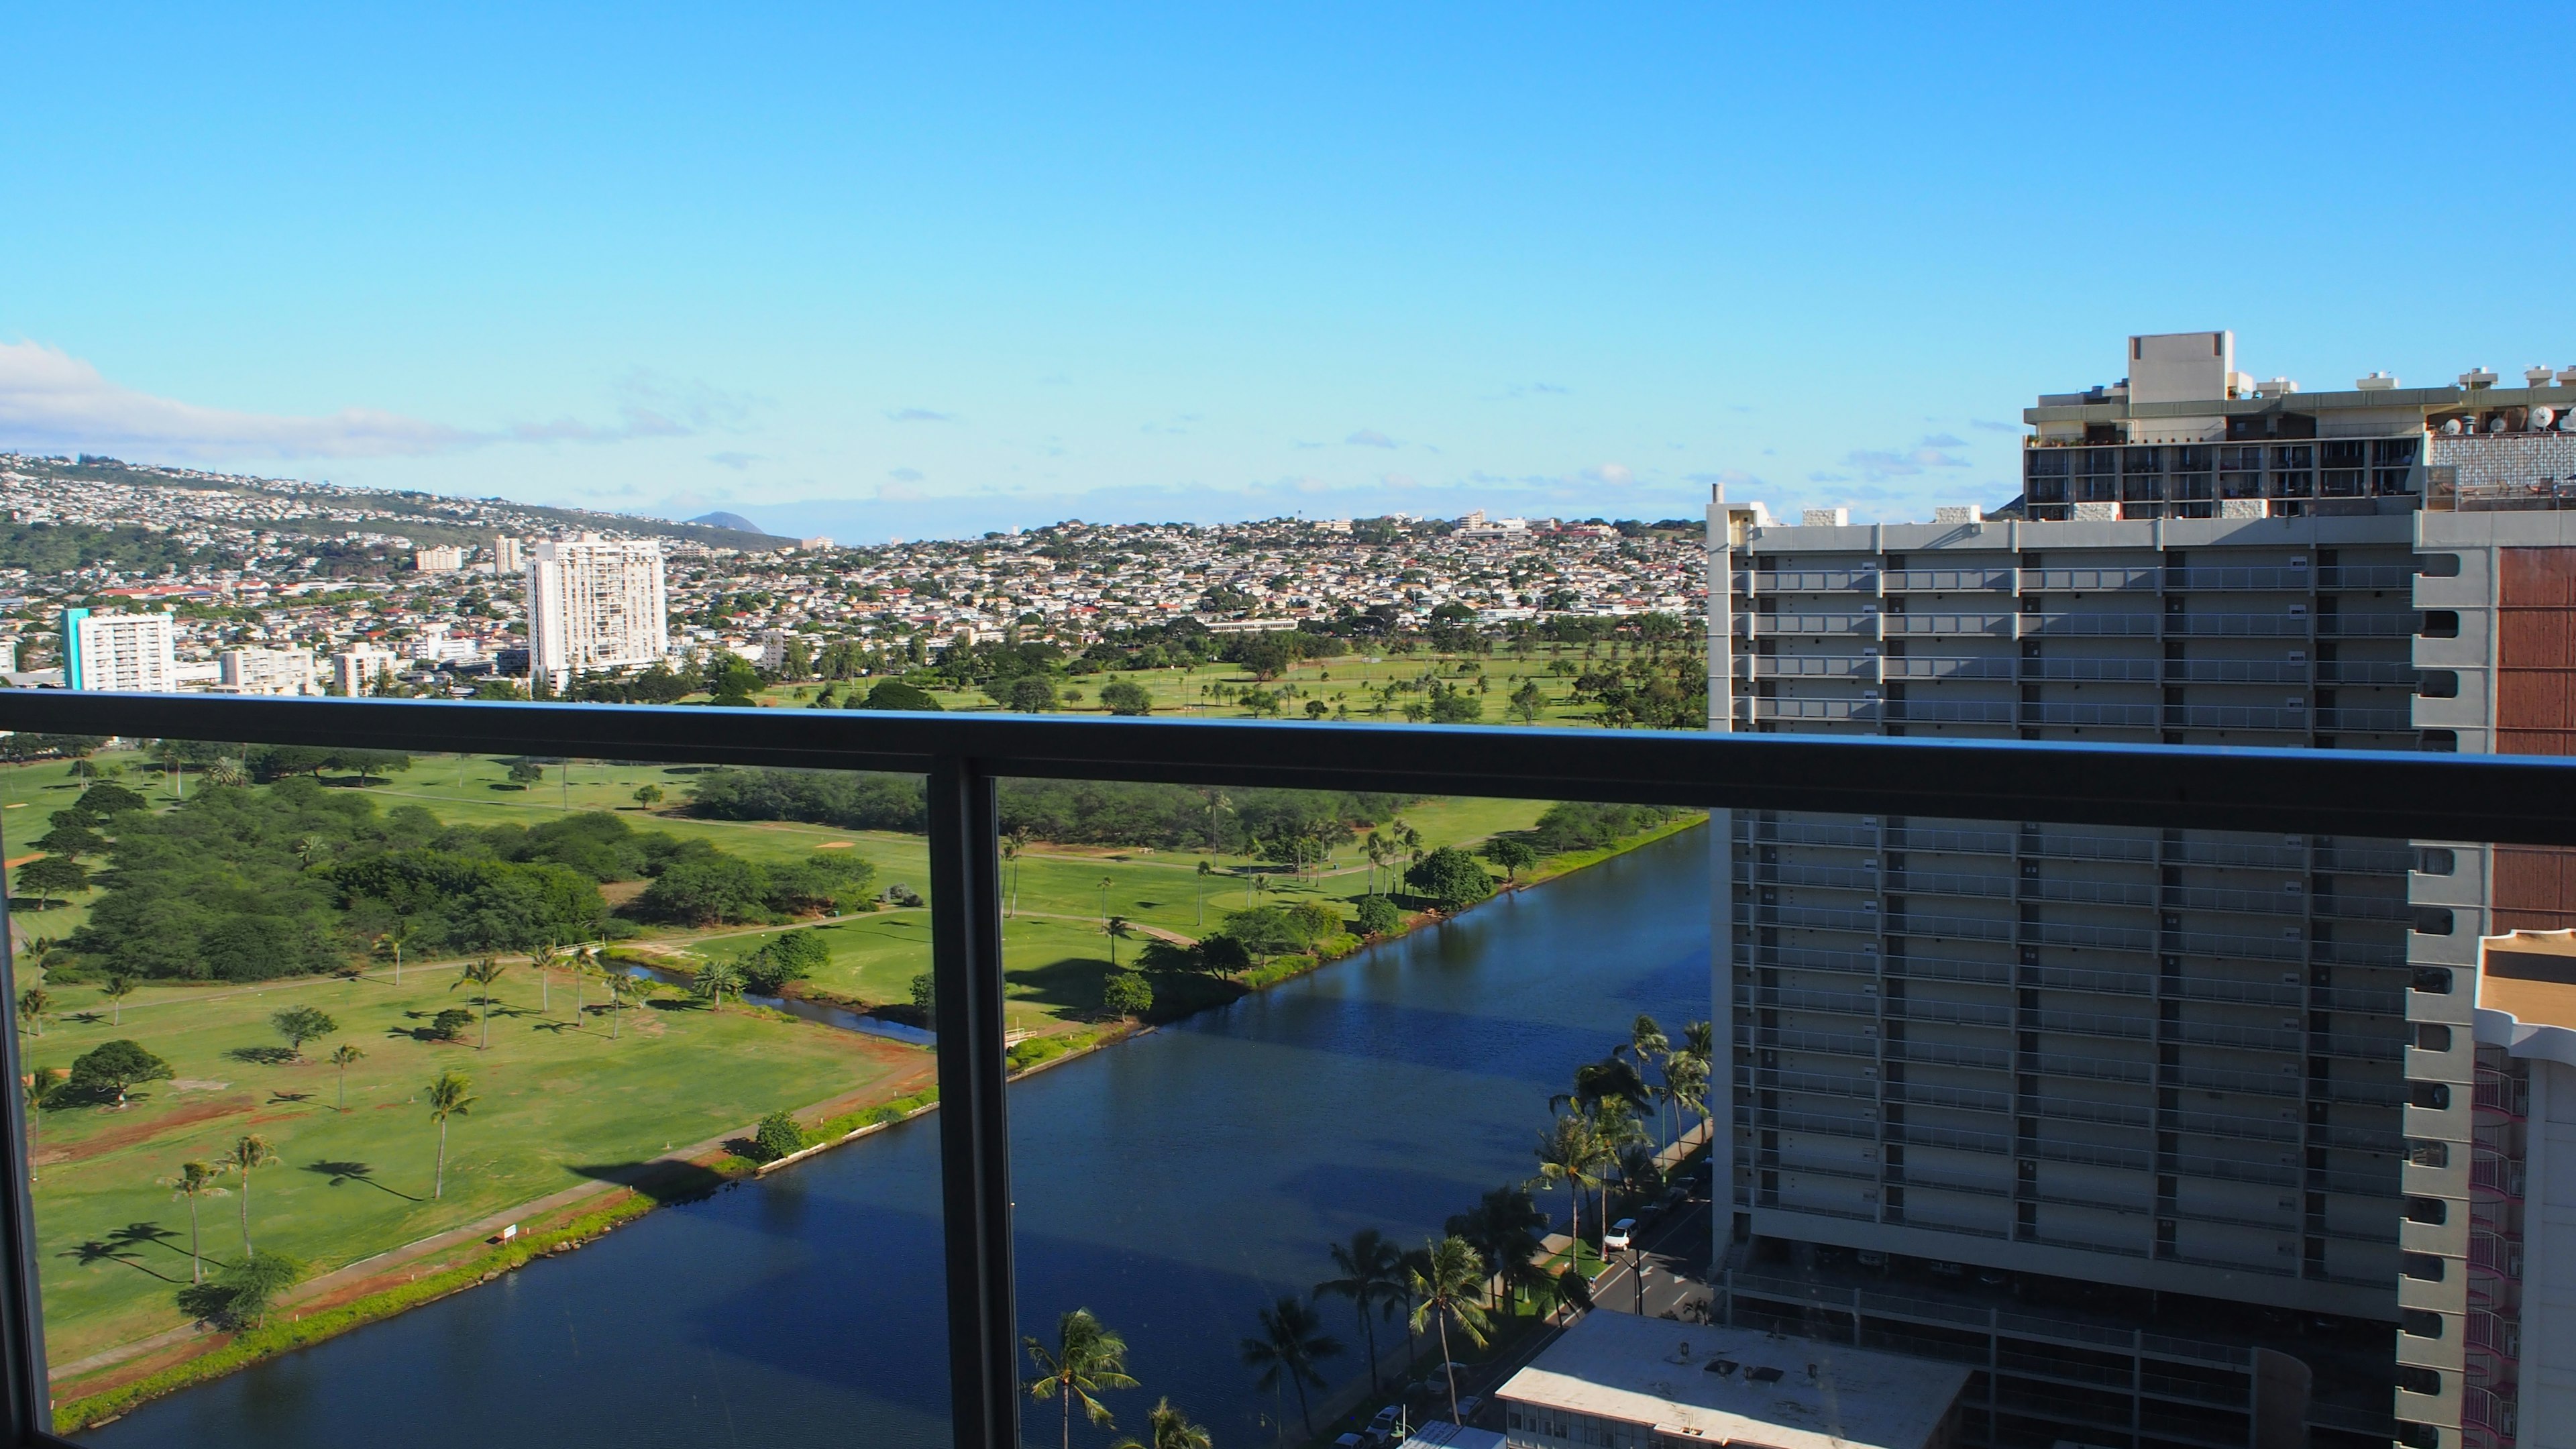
top-left (329, 1044), bottom-right (366, 1110)
top-left (1196, 936), bottom-right (1252, 975)
top-left (1405, 847), bottom-right (1495, 913)
top-left (14, 854), bottom-right (89, 908)
top-left (225, 1134), bottom-right (279, 1255)
top-left (1240, 1294), bottom-right (1342, 1438)
top-left (427, 1070), bottom-right (474, 1199)
top-left (72, 781), bottom-right (149, 819)
top-left (1315, 1227), bottom-right (1405, 1393)
top-left (1407, 1236), bottom-right (1493, 1424)
top-left (1483, 837), bottom-right (1539, 883)
top-left (994, 676), bottom-right (1058, 712)
top-left (185, 1250), bottom-right (304, 1329)
top-left (1354, 895), bottom-right (1402, 936)
top-left (1024, 1307), bottom-right (1138, 1449)
top-left (751, 1110), bottom-right (806, 1163)
top-left (1108, 1398), bottom-right (1211, 1449)
top-left (70, 1038), bottom-right (171, 1106)
top-left (99, 974), bottom-right (136, 1026)
top-left (908, 970), bottom-right (936, 1022)
top-left (32, 820), bottom-right (105, 859)
top-left (1096, 679), bottom-right (1152, 715)
top-left (854, 679), bottom-right (943, 711)
top-left (637, 855), bottom-right (771, 925)
top-left (633, 784), bottom-right (664, 809)
top-left (1099, 971), bottom-right (1152, 1021)
top-left (271, 1005), bottom-right (337, 1058)
top-left (160, 1159), bottom-right (228, 1284)
top-left (451, 958), bottom-right (511, 1049)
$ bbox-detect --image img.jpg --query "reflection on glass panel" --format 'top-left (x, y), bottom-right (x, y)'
top-left (1000, 782), bottom-right (1714, 1447)
top-left (3, 745), bottom-right (945, 1447)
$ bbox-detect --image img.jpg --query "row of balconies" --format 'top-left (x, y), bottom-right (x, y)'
top-left (1733, 609), bottom-right (2422, 641)
top-left (1731, 818), bottom-right (2416, 875)
top-left (1732, 564), bottom-right (2419, 595)
top-left (1734, 653), bottom-right (2422, 688)
top-left (1733, 696), bottom-right (2418, 732)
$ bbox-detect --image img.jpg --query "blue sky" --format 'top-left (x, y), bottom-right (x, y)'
top-left (4, 4), bottom-right (2571, 542)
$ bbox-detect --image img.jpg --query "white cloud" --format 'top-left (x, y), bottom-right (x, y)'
top-left (1345, 428), bottom-right (1398, 448)
top-left (0, 339), bottom-right (471, 459)
top-left (1584, 462), bottom-right (1634, 485)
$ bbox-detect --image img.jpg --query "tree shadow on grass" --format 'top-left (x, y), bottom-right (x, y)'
top-left (266, 1091), bottom-right (313, 1106)
top-left (63, 1232), bottom-right (182, 1283)
top-left (225, 1046), bottom-right (298, 1066)
top-left (305, 1160), bottom-right (422, 1201)
top-left (1008, 955), bottom-right (1112, 1015)
top-left (570, 1159), bottom-right (730, 1206)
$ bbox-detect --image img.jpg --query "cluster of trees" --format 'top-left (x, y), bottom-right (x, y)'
top-left (1529, 1015), bottom-right (1714, 1252)
top-left (51, 779), bottom-right (865, 981)
top-left (0, 522), bottom-right (235, 575)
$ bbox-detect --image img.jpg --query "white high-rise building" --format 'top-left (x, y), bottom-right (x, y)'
top-left (494, 535), bottom-right (523, 573)
top-left (525, 536), bottom-right (668, 688)
top-left (1709, 331), bottom-right (2576, 1449)
top-left (413, 545), bottom-right (466, 572)
top-left (61, 609), bottom-right (176, 692)
top-left (217, 647), bottom-right (317, 696)
top-left (331, 646), bottom-right (400, 696)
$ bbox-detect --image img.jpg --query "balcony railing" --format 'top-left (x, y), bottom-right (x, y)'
top-left (0, 692), bottom-right (2573, 1449)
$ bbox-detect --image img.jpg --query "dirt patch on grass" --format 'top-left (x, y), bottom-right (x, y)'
top-left (47, 1097), bottom-right (258, 1163)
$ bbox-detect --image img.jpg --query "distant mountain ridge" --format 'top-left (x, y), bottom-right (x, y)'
top-left (2, 453), bottom-right (799, 553)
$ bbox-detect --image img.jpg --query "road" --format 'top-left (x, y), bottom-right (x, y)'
top-left (1589, 1189), bottom-right (1715, 1323)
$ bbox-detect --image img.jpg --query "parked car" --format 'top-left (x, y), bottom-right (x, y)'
top-left (1603, 1217), bottom-right (1637, 1250)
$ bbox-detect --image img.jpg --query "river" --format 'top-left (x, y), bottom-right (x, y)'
top-left (87, 824), bottom-right (1713, 1449)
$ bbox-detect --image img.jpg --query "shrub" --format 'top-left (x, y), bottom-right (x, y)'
top-left (1100, 971), bottom-right (1153, 1019)
top-left (1354, 894), bottom-right (1403, 936)
top-left (750, 1111), bottom-right (806, 1163)
top-left (1407, 847), bottom-right (1496, 913)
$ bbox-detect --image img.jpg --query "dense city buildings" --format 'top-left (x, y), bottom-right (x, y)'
top-left (523, 536), bottom-right (669, 690)
top-left (1710, 331), bottom-right (2576, 1449)
top-left (59, 607), bottom-right (176, 692)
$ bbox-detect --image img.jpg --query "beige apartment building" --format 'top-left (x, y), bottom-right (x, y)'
top-left (1706, 333), bottom-right (2576, 1449)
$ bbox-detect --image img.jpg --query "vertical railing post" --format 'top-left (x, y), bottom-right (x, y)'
top-left (0, 814), bottom-right (52, 1442)
top-left (927, 757), bottom-right (1018, 1449)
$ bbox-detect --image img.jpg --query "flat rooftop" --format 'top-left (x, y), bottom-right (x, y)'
top-left (1494, 1311), bottom-right (1970, 1449)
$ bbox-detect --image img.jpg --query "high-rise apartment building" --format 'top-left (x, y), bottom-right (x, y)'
top-left (413, 545), bottom-right (466, 572)
top-left (524, 536), bottom-right (668, 689)
top-left (1709, 333), bottom-right (2576, 1449)
top-left (330, 645), bottom-right (400, 696)
top-left (494, 535), bottom-right (523, 574)
top-left (217, 647), bottom-right (317, 696)
top-left (60, 608), bottom-right (176, 692)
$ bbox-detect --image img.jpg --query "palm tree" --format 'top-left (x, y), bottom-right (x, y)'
top-left (1448, 1185), bottom-right (1550, 1311)
top-left (329, 1044), bottom-right (365, 1111)
top-left (100, 975), bottom-right (136, 1026)
top-left (1625, 1014), bottom-right (1671, 1142)
top-left (225, 1134), bottom-right (279, 1256)
top-left (570, 943), bottom-right (600, 1025)
top-left (1104, 915), bottom-right (1131, 968)
top-left (1660, 1049), bottom-right (1709, 1151)
top-left (1195, 860), bottom-right (1213, 928)
top-left (1240, 1294), bottom-right (1342, 1440)
top-left (1096, 876), bottom-right (1114, 926)
top-left (15, 987), bottom-right (48, 1039)
top-left (1110, 1397), bottom-right (1212, 1449)
top-left (1314, 1227), bottom-right (1405, 1391)
top-left (160, 1161), bottom-right (228, 1284)
top-left (530, 941), bottom-right (559, 1015)
top-left (1408, 1236), bottom-right (1493, 1425)
top-left (426, 1070), bottom-right (474, 1199)
top-left (606, 969), bottom-right (647, 1039)
top-left (23, 1069), bottom-right (68, 1184)
top-left (694, 958), bottom-right (744, 1008)
top-left (451, 957), bottom-right (510, 1049)
top-left (1023, 1307), bottom-right (1137, 1449)
top-left (372, 922), bottom-right (417, 985)
top-left (1529, 1112), bottom-right (1605, 1252)
top-left (1553, 1053), bottom-right (1652, 1119)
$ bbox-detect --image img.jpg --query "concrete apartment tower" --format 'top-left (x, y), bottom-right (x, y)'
top-left (1707, 333), bottom-right (2576, 1449)
top-left (523, 535), bottom-right (669, 690)
top-left (60, 608), bottom-right (177, 692)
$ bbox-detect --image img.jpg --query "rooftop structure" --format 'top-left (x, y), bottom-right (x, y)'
top-left (1493, 1311), bottom-right (1969, 1449)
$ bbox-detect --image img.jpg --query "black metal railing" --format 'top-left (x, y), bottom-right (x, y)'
top-left (3, 691), bottom-right (2576, 1449)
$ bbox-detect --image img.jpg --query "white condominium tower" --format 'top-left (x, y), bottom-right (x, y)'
top-left (60, 608), bottom-right (176, 692)
top-left (1709, 332), bottom-right (2576, 1449)
top-left (524, 536), bottom-right (668, 689)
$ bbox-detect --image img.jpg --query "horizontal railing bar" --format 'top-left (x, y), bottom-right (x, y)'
top-left (5, 692), bottom-right (2576, 844)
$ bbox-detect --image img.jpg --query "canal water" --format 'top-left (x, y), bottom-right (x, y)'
top-left (87, 824), bottom-right (1713, 1449)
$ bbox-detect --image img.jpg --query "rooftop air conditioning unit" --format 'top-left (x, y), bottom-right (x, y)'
top-left (2359, 372), bottom-right (2400, 390)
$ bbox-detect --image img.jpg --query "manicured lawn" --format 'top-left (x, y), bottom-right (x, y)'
top-left (23, 967), bottom-right (918, 1364)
